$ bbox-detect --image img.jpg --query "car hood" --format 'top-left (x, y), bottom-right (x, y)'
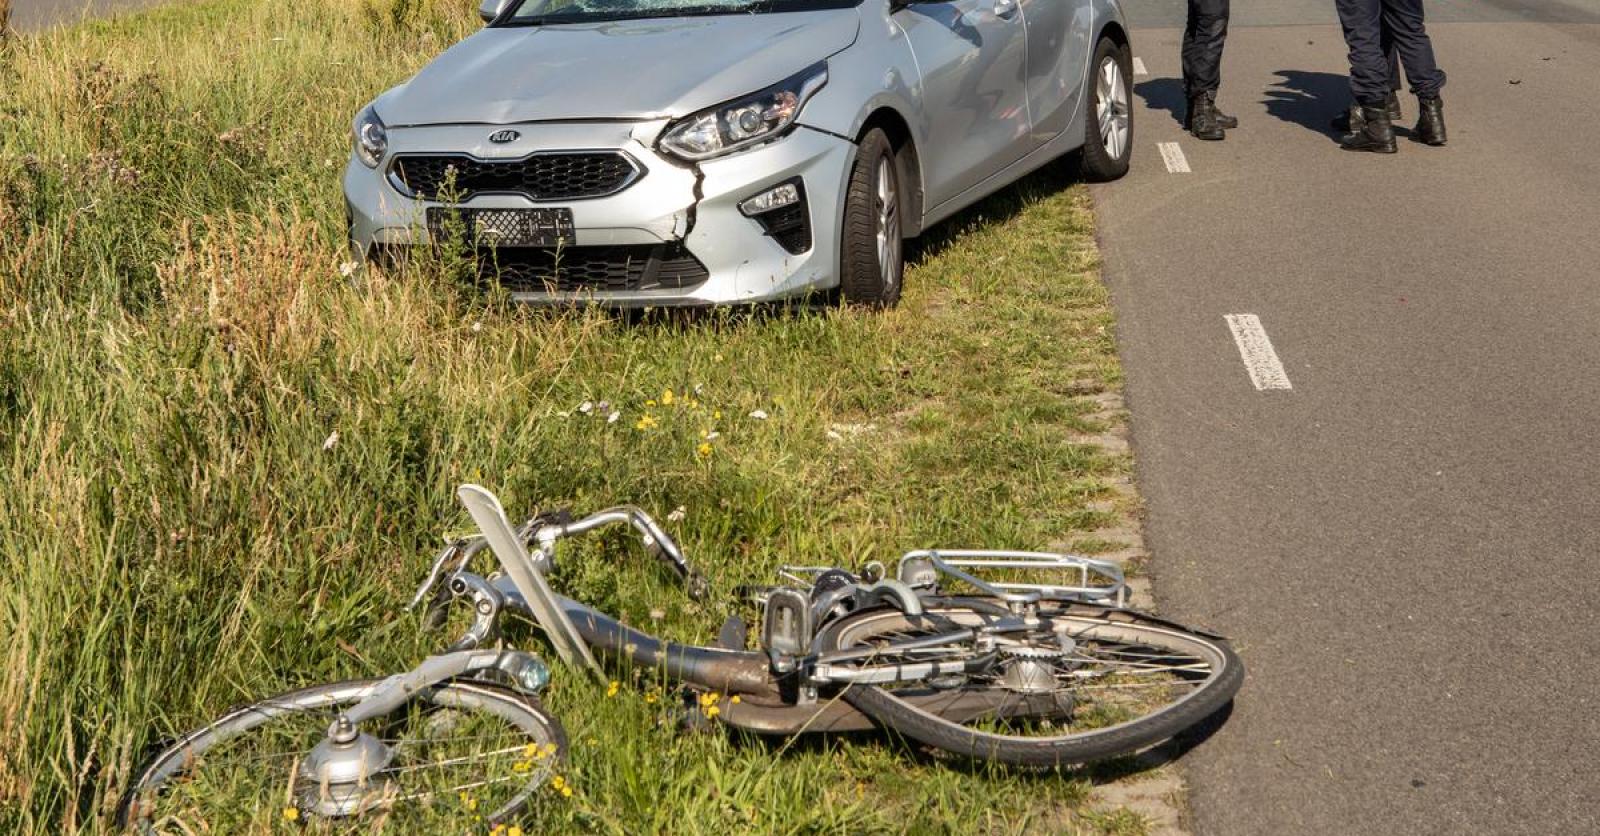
top-left (381, 11), bottom-right (859, 127)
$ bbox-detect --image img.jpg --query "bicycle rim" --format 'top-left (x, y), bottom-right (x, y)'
top-left (818, 606), bottom-right (1242, 766)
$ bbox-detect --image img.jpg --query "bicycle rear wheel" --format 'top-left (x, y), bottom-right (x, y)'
top-left (816, 604), bottom-right (1242, 766)
top-left (122, 678), bottom-right (566, 833)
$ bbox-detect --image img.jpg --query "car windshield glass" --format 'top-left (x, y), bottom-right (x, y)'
top-left (501, 0), bottom-right (854, 24)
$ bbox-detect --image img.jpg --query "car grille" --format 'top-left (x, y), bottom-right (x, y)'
top-left (389, 152), bottom-right (640, 201)
top-left (476, 244), bottom-right (709, 294)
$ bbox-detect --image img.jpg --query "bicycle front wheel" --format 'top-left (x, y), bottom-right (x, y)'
top-left (122, 678), bottom-right (566, 833)
top-left (816, 604), bottom-right (1242, 766)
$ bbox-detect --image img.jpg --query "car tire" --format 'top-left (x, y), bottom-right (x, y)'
top-left (839, 128), bottom-right (903, 308)
top-left (1079, 36), bottom-right (1134, 182)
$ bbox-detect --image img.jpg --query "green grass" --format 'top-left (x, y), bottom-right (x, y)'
top-left (0, 0), bottom-right (1141, 832)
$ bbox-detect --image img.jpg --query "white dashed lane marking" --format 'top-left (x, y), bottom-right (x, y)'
top-left (1133, 57), bottom-right (1148, 76)
top-left (1158, 142), bottom-right (1190, 174)
top-left (1224, 314), bottom-right (1293, 391)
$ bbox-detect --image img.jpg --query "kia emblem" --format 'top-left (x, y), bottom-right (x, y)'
top-left (488, 129), bottom-right (520, 144)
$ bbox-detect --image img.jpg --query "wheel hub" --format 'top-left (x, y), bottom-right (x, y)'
top-left (297, 721), bottom-right (396, 818)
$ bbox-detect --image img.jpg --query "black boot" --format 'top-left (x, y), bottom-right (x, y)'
top-left (1330, 92), bottom-right (1401, 131)
top-left (1341, 104), bottom-right (1397, 154)
top-left (1185, 93), bottom-right (1237, 132)
top-left (1414, 96), bottom-right (1447, 146)
top-left (1187, 94), bottom-right (1225, 141)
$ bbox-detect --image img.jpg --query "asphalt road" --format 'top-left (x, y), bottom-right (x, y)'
top-left (1096, 2), bottom-right (1600, 833)
top-left (7, 0), bottom-right (170, 31)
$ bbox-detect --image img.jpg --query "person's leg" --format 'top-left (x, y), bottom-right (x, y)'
top-left (1181, 0), bottom-right (1230, 99)
top-left (1382, 0), bottom-right (1446, 144)
top-left (1181, 0), bottom-right (1233, 138)
top-left (1382, 0), bottom-right (1445, 98)
top-left (1336, 0), bottom-right (1390, 106)
top-left (1336, 0), bottom-right (1398, 152)
top-left (1333, 28), bottom-right (1400, 131)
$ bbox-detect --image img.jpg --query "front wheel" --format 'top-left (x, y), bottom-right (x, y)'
top-left (122, 678), bottom-right (567, 832)
top-left (838, 128), bottom-right (904, 308)
top-left (816, 605), bottom-right (1242, 766)
top-left (1079, 37), bottom-right (1135, 182)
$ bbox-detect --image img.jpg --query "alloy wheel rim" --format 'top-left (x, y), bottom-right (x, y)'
top-left (874, 154), bottom-right (901, 291)
top-left (1097, 57), bottom-right (1130, 161)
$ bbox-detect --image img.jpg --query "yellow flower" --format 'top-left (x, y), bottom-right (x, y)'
top-left (661, 389), bottom-right (675, 405)
top-left (509, 827), bottom-right (524, 836)
top-left (459, 791), bottom-right (479, 811)
top-left (281, 806), bottom-right (300, 821)
top-left (551, 775), bottom-right (566, 790)
top-left (696, 442), bottom-right (713, 458)
top-left (490, 825), bottom-right (507, 836)
top-left (730, 695), bottom-right (741, 704)
top-left (705, 705), bottom-right (721, 719)
top-left (645, 691), bottom-right (659, 704)
top-left (635, 414), bottom-right (658, 431)
top-left (606, 680), bottom-right (620, 697)
top-left (713, 410), bottom-right (723, 420)
top-left (513, 760), bottom-right (532, 773)
top-left (523, 743), bottom-right (539, 758)
top-left (561, 786), bottom-right (574, 798)
top-left (646, 399), bottom-right (657, 407)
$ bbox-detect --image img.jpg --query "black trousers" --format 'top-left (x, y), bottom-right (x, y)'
top-left (1181, 0), bottom-right (1229, 98)
top-left (1335, 0), bottom-right (1445, 104)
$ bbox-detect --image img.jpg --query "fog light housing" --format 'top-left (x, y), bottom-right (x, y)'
top-left (740, 178), bottom-right (811, 254)
top-left (739, 182), bottom-right (801, 217)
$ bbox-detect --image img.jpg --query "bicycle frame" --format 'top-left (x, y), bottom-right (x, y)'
top-left (333, 484), bottom-right (1130, 743)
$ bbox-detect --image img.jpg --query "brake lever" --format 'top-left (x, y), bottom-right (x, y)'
top-left (408, 540), bottom-right (466, 612)
top-left (406, 537), bottom-right (490, 611)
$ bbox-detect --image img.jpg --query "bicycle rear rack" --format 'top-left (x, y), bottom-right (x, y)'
top-left (896, 549), bottom-right (1126, 607)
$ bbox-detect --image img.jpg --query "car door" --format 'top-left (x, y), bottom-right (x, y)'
top-left (896, 0), bottom-right (1034, 210)
top-left (1020, 0), bottom-right (1094, 143)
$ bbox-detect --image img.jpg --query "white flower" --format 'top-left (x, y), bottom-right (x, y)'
top-left (322, 431), bottom-right (339, 451)
top-left (693, 384), bottom-right (705, 395)
top-left (338, 261), bottom-right (359, 278)
top-left (748, 410), bottom-right (769, 421)
top-left (471, 321), bottom-right (483, 333)
top-left (578, 401), bottom-right (594, 414)
top-left (826, 430), bottom-right (843, 442)
top-left (607, 411), bottom-right (621, 424)
top-left (666, 506), bottom-right (687, 522)
top-left (703, 431), bottom-right (720, 440)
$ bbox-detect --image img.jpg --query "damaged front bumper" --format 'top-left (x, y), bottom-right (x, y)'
top-left (344, 120), bottom-right (855, 306)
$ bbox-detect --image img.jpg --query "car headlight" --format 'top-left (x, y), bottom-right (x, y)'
top-left (659, 63), bottom-right (827, 162)
top-left (353, 104), bottom-right (388, 169)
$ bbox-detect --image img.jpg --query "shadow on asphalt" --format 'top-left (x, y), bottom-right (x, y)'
top-left (1263, 69), bottom-right (1354, 142)
top-left (1133, 77), bottom-right (1188, 128)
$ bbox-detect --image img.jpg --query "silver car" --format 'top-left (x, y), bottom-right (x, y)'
top-left (344, 0), bottom-right (1133, 307)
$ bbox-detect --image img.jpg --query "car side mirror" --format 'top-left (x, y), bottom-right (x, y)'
top-left (478, 0), bottom-right (513, 23)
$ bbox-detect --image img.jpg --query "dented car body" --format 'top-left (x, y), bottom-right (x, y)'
top-left (344, 0), bottom-right (1133, 306)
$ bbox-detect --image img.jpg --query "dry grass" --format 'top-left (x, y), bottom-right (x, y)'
top-left (0, 0), bottom-right (1142, 833)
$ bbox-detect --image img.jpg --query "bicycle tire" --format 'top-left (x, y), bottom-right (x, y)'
top-left (816, 603), bottom-right (1242, 766)
top-left (122, 677), bottom-right (566, 832)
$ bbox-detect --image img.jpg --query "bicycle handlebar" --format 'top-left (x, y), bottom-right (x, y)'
top-left (528, 505), bottom-right (708, 600)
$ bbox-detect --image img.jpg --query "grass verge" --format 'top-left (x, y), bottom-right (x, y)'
top-left (0, 0), bottom-right (1142, 832)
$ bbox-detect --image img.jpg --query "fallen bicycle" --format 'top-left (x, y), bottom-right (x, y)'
top-left (122, 485), bottom-right (1243, 830)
